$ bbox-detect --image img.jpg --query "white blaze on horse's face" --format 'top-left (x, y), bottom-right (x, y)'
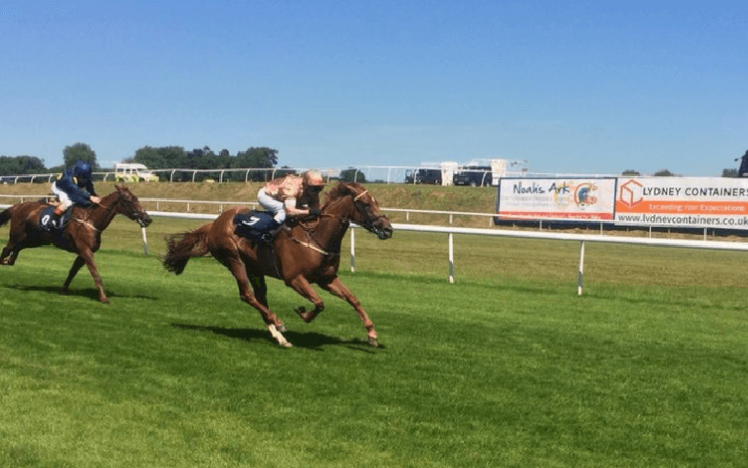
top-left (352, 189), bottom-right (393, 240)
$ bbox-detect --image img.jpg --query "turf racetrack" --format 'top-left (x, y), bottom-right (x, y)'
top-left (2, 217), bottom-right (748, 467)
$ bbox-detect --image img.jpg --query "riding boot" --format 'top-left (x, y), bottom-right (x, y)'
top-left (260, 220), bottom-right (282, 244)
top-left (52, 206), bottom-right (65, 229)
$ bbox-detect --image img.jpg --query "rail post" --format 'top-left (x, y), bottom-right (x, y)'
top-left (577, 241), bottom-right (586, 296)
top-left (350, 228), bottom-right (356, 272)
top-left (448, 232), bottom-right (455, 283)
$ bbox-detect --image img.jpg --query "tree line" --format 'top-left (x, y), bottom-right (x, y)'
top-left (0, 142), bottom-right (363, 182)
top-left (4, 142), bottom-right (742, 180)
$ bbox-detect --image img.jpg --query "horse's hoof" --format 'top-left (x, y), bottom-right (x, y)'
top-left (280, 341), bottom-right (293, 348)
top-left (60, 288), bottom-right (69, 296)
top-left (294, 306), bottom-right (306, 315)
top-left (276, 322), bottom-right (287, 333)
top-left (368, 336), bottom-right (379, 347)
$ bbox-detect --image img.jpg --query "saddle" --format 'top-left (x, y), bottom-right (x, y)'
top-left (233, 210), bottom-right (279, 244)
top-left (39, 205), bottom-right (72, 232)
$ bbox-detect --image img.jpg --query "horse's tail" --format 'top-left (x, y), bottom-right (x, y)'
top-left (163, 223), bottom-right (212, 275)
top-left (0, 206), bottom-right (14, 228)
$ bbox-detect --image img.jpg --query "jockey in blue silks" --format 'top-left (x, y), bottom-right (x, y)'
top-left (50, 161), bottom-right (101, 219)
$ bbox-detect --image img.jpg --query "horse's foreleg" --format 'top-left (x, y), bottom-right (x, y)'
top-left (287, 276), bottom-right (325, 323)
top-left (319, 276), bottom-right (378, 347)
top-left (61, 256), bottom-right (86, 295)
top-left (225, 259), bottom-right (289, 347)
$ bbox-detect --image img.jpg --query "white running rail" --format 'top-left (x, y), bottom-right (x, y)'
top-left (3, 204), bottom-right (747, 294)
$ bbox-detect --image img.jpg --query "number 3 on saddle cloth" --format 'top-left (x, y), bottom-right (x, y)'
top-left (39, 205), bottom-right (72, 233)
top-left (233, 210), bottom-right (280, 245)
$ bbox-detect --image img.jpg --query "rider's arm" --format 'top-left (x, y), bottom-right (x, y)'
top-left (57, 173), bottom-right (92, 205)
top-left (84, 178), bottom-right (97, 197)
top-left (298, 190), bottom-right (321, 210)
top-left (284, 198), bottom-right (310, 216)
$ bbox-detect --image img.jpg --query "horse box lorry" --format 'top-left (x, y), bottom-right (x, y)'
top-left (404, 168), bottom-right (442, 185)
top-left (113, 163), bottom-right (159, 182)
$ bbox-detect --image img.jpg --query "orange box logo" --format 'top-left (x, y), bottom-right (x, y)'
top-left (618, 179), bottom-right (643, 208)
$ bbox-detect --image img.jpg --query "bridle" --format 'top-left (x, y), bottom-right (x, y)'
top-left (288, 187), bottom-right (388, 255)
top-left (73, 192), bottom-right (149, 230)
top-left (350, 189), bottom-right (387, 232)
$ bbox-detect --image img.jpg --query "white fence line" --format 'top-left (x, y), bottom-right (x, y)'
top-left (142, 210), bottom-right (748, 294)
top-left (3, 203), bottom-right (746, 294)
top-left (0, 194), bottom-right (732, 238)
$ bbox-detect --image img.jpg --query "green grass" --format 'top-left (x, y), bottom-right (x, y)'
top-left (1, 217), bottom-right (748, 467)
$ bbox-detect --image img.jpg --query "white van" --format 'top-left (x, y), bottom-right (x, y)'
top-left (114, 163), bottom-right (159, 182)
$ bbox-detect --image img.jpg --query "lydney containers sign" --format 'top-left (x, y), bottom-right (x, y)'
top-left (616, 177), bottom-right (748, 229)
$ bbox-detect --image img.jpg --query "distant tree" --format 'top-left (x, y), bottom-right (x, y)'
top-left (274, 166), bottom-right (296, 178)
top-left (232, 147), bottom-right (278, 168)
top-left (0, 155), bottom-right (47, 175)
top-left (340, 168), bottom-right (366, 182)
top-left (63, 143), bottom-right (98, 169)
top-left (654, 169), bottom-right (674, 177)
top-left (232, 147), bottom-right (279, 181)
top-left (621, 169), bottom-right (640, 176)
top-left (133, 146), bottom-right (186, 169)
top-left (216, 149), bottom-right (231, 170)
top-left (189, 147), bottom-right (218, 171)
top-left (723, 168), bottom-right (739, 178)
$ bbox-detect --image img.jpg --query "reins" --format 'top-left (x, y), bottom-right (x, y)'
top-left (284, 226), bottom-right (339, 256)
top-left (72, 200), bottom-right (114, 232)
top-left (285, 186), bottom-right (382, 256)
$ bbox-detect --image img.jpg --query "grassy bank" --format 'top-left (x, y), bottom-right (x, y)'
top-left (1, 181), bottom-right (498, 228)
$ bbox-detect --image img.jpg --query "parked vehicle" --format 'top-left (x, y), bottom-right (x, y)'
top-left (453, 166), bottom-right (493, 186)
top-left (405, 169), bottom-right (442, 185)
top-left (114, 163), bottom-right (159, 182)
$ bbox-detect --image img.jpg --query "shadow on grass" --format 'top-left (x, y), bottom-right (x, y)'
top-left (2, 283), bottom-right (159, 302)
top-left (172, 322), bottom-right (382, 352)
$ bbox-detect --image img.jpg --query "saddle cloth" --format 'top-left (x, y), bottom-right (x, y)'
top-left (233, 210), bottom-right (277, 244)
top-left (39, 205), bottom-right (71, 232)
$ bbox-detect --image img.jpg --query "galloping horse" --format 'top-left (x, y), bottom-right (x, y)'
top-left (0, 185), bottom-right (152, 302)
top-left (163, 181), bottom-right (393, 348)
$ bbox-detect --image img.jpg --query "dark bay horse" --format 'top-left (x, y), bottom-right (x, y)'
top-left (163, 181), bottom-right (393, 348)
top-left (0, 185), bottom-right (152, 302)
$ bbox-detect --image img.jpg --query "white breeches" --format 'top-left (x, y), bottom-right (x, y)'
top-left (51, 182), bottom-right (72, 209)
top-left (257, 189), bottom-right (287, 224)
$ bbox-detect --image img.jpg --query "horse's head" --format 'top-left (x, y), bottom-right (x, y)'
top-left (328, 182), bottom-right (393, 240)
top-left (113, 185), bottom-right (152, 228)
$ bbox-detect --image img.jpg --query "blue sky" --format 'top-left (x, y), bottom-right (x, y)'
top-left (1, 0), bottom-right (746, 175)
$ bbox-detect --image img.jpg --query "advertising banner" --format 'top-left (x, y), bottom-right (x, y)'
top-left (497, 178), bottom-right (616, 221)
top-left (615, 177), bottom-right (748, 229)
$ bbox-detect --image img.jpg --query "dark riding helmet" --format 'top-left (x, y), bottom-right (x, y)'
top-left (74, 161), bottom-right (92, 179)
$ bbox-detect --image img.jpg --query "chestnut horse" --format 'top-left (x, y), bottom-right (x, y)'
top-left (0, 185), bottom-right (152, 302)
top-left (163, 181), bottom-right (393, 348)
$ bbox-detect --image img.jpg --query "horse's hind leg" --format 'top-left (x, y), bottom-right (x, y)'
top-left (0, 244), bottom-right (16, 265)
top-left (222, 257), bottom-right (290, 347)
top-left (319, 276), bottom-right (379, 347)
top-left (61, 256), bottom-right (86, 296)
top-left (248, 272), bottom-right (286, 332)
top-left (0, 241), bottom-right (22, 266)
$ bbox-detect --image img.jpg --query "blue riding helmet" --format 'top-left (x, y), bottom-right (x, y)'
top-left (74, 161), bottom-right (92, 179)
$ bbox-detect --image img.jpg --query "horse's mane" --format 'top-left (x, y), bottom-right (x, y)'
top-left (323, 181), bottom-right (363, 206)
